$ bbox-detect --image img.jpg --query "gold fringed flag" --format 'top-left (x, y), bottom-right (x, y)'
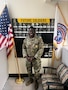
top-left (53, 5), bottom-right (67, 60)
top-left (0, 5), bottom-right (14, 57)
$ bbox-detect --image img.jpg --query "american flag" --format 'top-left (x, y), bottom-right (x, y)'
top-left (0, 5), bottom-right (14, 57)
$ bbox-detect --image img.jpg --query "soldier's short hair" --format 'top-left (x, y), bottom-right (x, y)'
top-left (29, 26), bottom-right (35, 30)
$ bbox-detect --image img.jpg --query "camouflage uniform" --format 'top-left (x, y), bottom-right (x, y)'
top-left (23, 35), bottom-right (44, 80)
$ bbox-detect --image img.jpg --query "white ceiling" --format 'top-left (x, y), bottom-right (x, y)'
top-left (45, 0), bottom-right (68, 3)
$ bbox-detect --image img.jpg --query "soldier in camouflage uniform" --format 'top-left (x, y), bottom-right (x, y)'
top-left (22, 26), bottom-right (44, 90)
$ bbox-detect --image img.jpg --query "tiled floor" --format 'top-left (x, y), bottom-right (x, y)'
top-left (3, 77), bottom-right (43, 90)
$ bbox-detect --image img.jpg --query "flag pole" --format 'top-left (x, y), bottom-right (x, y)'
top-left (57, 4), bottom-right (68, 27)
top-left (14, 44), bottom-right (24, 84)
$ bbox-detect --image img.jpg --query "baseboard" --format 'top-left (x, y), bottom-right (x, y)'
top-left (9, 74), bottom-right (42, 77)
top-left (9, 74), bottom-right (29, 77)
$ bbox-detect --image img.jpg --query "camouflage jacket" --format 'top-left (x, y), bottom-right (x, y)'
top-left (22, 35), bottom-right (44, 59)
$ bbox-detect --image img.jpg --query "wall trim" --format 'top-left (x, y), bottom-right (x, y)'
top-left (9, 74), bottom-right (42, 77)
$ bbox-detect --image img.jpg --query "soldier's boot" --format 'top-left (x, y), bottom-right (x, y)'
top-left (26, 78), bottom-right (34, 86)
top-left (34, 79), bottom-right (39, 90)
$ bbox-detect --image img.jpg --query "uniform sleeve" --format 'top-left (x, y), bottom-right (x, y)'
top-left (34, 37), bottom-right (44, 59)
top-left (22, 39), bottom-right (27, 58)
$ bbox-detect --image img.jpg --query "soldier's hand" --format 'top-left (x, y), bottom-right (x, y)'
top-left (28, 56), bottom-right (33, 62)
top-left (27, 56), bottom-right (34, 62)
top-left (24, 56), bottom-right (30, 61)
top-left (25, 56), bottom-right (32, 62)
top-left (25, 56), bottom-right (36, 62)
top-left (30, 56), bottom-right (36, 61)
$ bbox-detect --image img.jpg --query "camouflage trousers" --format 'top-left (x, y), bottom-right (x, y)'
top-left (26, 59), bottom-right (41, 80)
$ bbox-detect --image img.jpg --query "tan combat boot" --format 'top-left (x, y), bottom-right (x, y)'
top-left (26, 78), bottom-right (34, 86)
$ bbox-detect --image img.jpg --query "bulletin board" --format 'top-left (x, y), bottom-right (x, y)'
top-left (12, 18), bottom-right (54, 57)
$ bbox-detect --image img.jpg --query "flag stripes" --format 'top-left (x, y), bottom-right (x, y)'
top-left (0, 6), bottom-right (14, 57)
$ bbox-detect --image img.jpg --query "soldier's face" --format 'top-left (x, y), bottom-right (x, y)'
top-left (28, 28), bottom-right (35, 38)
